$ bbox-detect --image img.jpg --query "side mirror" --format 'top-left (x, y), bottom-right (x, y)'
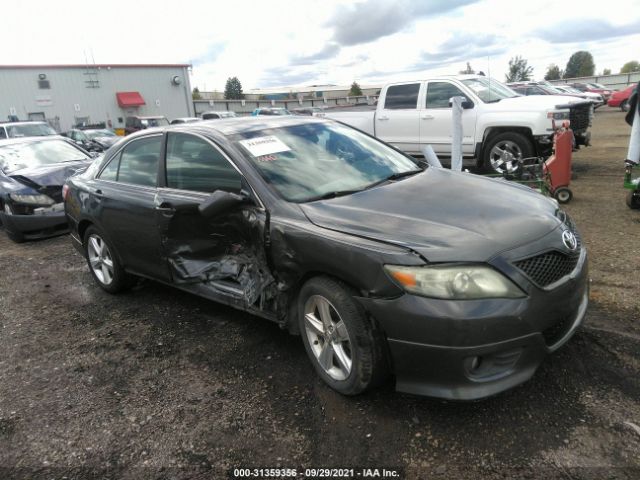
top-left (198, 190), bottom-right (247, 218)
top-left (448, 98), bottom-right (474, 109)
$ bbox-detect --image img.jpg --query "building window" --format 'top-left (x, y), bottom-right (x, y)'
top-left (38, 79), bottom-right (51, 89)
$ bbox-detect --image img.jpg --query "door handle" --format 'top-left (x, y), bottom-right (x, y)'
top-left (155, 202), bottom-right (176, 214)
top-left (421, 115), bottom-right (435, 120)
top-left (377, 115), bottom-right (389, 121)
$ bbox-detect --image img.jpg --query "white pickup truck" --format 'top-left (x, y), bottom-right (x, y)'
top-left (324, 75), bottom-right (593, 173)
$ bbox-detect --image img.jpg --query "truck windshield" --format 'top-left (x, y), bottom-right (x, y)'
top-left (232, 122), bottom-right (420, 202)
top-left (462, 78), bottom-right (519, 103)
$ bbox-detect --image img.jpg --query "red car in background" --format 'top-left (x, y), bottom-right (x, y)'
top-left (569, 82), bottom-right (613, 102)
top-left (608, 84), bottom-right (636, 111)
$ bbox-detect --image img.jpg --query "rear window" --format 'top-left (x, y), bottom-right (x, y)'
top-left (383, 83), bottom-right (420, 109)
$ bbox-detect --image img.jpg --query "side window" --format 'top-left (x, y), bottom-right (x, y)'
top-left (425, 82), bottom-right (468, 108)
top-left (165, 133), bottom-right (241, 193)
top-left (383, 83), bottom-right (420, 109)
top-left (97, 153), bottom-right (120, 181)
top-left (117, 136), bottom-right (161, 187)
top-left (0, 127), bottom-right (6, 139)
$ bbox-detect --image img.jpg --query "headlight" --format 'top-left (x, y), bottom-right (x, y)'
top-left (384, 264), bottom-right (525, 300)
top-left (9, 193), bottom-right (55, 205)
top-left (547, 111), bottom-right (570, 120)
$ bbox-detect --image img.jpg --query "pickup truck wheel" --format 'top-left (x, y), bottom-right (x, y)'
top-left (483, 132), bottom-right (533, 175)
top-left (621, 100), bottom-right (630, 112)
top-left (298, 276), bottom-right (387, 395)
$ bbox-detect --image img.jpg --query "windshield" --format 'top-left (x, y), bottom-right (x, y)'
top-left (85, 129), bottom-right (116, 139)
top-left (141, 118), bottom-right (169, 127)
top-left (6, 123), bottom-right (57, 138)
top-left (0, 140), bottom-right (90, 173)
top-left (461, 77), bottom-right (519, 103)
top-left (232, 122), bottom-right (420, 202)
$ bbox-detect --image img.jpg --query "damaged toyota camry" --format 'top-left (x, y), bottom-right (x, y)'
top-left (64, 116), bottom-right (588, 400)
top-left (0, 137), bottom-right (94, 242)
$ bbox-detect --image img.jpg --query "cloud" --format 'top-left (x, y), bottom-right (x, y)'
top-left (362, 34), bottom-right (507, 79)
top-left (534, 18), bottom-right (640, 43)
top-left (327, 0), bottom-right (478, 46)
top-left (290, 43), bottom-right (341, 65)
top-left (415, 34), bottom-right (507, 70)
top-left (191, 43), bottom-right (226, 66)
top-left (258, 66), bottom-right (321, 87)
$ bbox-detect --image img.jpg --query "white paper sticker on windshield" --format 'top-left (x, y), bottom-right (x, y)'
top-left (239, 136), bottom-right (291, 157)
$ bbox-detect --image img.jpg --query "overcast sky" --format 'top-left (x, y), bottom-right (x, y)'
top-left (4, 0), bottom-right (639, 91)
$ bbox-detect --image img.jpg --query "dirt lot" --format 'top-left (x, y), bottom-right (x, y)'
top-left (1, 108), bottom-right (639, 480)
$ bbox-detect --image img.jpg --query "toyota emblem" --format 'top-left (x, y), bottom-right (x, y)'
top-left (562, 230), bottom-right (577, 251)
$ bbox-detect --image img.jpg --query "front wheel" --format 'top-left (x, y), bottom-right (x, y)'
top-left (482, 132), bottom-right (534, 174)
top-left (621, 100), bottom-right (630, 112)
top-left (298, 276), bottom-right (387, 395)
top-left (84, 226), bottom-right (133, 293)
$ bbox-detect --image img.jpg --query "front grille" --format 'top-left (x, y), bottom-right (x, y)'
top-left (542, 316), bottom-right (573, 346)
top-left (569, 104), bottom-right (591, 132)
top-left (514, 251), bottom-right (580, 287)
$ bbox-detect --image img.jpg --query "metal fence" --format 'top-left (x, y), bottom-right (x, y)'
top-left (550, 72), bottom-right (640, 90)
top-left (193, 95), bottom-right (377, 116)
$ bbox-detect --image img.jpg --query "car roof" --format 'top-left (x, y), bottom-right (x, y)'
top-left (0, 121), bottom-right (50, 126)
top-left (137, 115), bottom-right (326, 138)
top-left (0, 135), bottom-right (70, 146)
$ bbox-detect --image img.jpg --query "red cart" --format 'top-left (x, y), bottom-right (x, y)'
top-left (543, 122), bottom-right (574, 203)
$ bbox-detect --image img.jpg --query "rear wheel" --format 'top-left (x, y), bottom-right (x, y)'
top-left (482, 132), bottom-right (533, 174)
top-left (84, 226), bottom-right (133, 293)
top-left (298, 276), bottom-right (387, 395)
top-left (621, 100), bottom-right (630, 112)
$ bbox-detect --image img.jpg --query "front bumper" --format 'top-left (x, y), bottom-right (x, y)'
top-left (0, 203), bottom-right (69, 240)
top-left (357, 252), bottom-right (589, 400)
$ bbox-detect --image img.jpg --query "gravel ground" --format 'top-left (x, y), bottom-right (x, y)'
top-left (0, 108), bottom-right (639, 480)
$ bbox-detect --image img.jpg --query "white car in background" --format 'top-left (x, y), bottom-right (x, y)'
top-left (552, 86), bottom-right (604, 108)
top-left (0, 121), bottom-right (57, 140)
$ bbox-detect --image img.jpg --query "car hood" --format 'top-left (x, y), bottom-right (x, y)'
top-left (299, 168), bottom-right (561, 262)
top-left (92, 136), bottom-right (118, 147)
top-left (492, 95), bottom-right (590, 111)
top-left (1, 160), bottom-right (93, 193)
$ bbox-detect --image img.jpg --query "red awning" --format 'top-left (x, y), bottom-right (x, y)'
top-left (116, 91), bottom-right (145, 108)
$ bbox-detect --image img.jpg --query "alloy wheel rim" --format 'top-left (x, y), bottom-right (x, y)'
top-left (303, 295), bottom-right (353, 381)
top-left (87, 234), bottom-right (114, 285)
top-left (489, 140), bottom-right (523, 174)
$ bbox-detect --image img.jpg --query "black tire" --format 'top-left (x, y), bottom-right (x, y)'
top-left (627, 191), bottom-right (640, 209)
top-left (6, 229), bottom-right (25, 243)
top-left (297, 276), bottom-right (388, 395)
top-left (83, 226), bottom-right (134, 293)
top-left (482, 132), bottom-right (534, 174)
top-left (621, 100), bottom-right (629, 112)
top-left (554, 187), bottom-right (573, 204)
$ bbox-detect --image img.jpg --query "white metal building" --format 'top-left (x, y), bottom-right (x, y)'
top-left (0, 64), bottom-right (194, 132)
